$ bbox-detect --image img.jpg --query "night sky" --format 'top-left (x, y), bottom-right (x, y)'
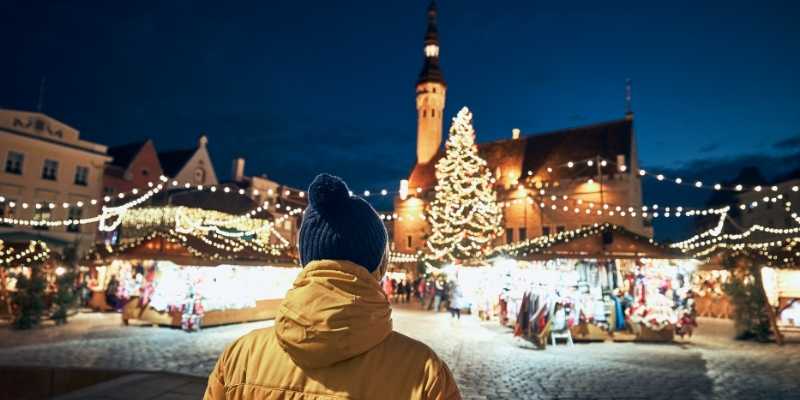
top-left (2, 0), bottom-right (799, 240)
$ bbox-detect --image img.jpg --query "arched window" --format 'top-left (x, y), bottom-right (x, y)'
top-left (194, 168), bottom-right (206, 183)
top-left (422, 110), bottom-right (427, 118)
top-left (431, 109), bottom-right (435, 117)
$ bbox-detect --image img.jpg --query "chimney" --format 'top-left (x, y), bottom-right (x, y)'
top-left (232, 157), bottom-right (245, 182)
top-left (512, 128), bottom-right (521, 140)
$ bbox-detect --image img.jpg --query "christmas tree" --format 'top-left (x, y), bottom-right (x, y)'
top-left (427, 107), bottom-right (503, 263)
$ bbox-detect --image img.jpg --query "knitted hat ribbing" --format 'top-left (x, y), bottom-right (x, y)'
top-left (299, 174), bottom-right (388, 272)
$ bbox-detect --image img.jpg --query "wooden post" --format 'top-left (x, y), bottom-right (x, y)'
top-left (753, 260), bottom-right (784, 345)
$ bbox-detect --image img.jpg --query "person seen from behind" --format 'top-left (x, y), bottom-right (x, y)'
top-left (204, 173), bottom-right (461, 400)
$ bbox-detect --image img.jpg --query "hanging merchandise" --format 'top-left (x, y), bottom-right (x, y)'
top-left (623, 259), bottom-right (697, 338)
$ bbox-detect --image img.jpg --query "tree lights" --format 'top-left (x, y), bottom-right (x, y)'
top-left (426, 107), bottom-right (503, 262)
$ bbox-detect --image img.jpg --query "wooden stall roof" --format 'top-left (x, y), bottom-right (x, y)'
top-left (492, 224), bottom-right (688, 261)
top-left (85, 233), bottom-right (298, 268)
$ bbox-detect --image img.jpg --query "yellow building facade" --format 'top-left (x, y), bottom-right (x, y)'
top-left (0, 109), bottom-right (111, 253)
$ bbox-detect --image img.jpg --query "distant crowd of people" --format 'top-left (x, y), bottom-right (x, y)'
top-left (381, 275), bottom-right (465, 319)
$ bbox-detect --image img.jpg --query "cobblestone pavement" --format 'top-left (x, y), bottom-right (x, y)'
top-left (1, 308), bottom-right (799, 400)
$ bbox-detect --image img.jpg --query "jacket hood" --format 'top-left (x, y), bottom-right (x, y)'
top-left (275, 259), bottom-right (393, 369)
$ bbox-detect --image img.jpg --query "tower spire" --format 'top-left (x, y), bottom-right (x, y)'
top-left (418, 0), bottom-right (444, 85)
top-left (625, 78), bottom-right (633, 119)
top-left (415, 0), bottom-right (447, 165)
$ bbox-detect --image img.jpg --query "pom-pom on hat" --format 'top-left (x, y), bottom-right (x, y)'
top-left (299, 173), bottom-right (388, 272)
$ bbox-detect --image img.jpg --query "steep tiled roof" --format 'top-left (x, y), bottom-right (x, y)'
top-left (107, 140), bottom-right (148, 169)
top-left (409, 118), bottom-right (634, 189)
top-left (158, 148), bottom-right (196, 177)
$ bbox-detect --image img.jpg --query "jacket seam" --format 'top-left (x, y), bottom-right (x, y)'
top-left (226, 383), bottom-right (350, 399)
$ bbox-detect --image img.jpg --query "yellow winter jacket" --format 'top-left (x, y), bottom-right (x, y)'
top-left (204, 259), bottom-right (462, 400)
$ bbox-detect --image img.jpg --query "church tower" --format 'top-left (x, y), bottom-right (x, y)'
top-left (416, 1), bottom-right (446, 165)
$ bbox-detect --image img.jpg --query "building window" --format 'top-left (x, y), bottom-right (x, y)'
top-left (431, 109), bottom-right (435, 117)
top-left (506, 228), bottom-right (514, 244)
top-left (542, 226), bottom-right (550, 236)
top-left (33, 208), bottom-right (51, 230)
top-left (67, 207), bottom-right (82, 233)
top-left (407, 235), bottom-right (412, 248)
top-left (556, 225), bottom-right (566, 233)
top-left (194, 168), bottom-right (206, 184)
top-left (422, 110), bottom-right (427, 118)
top-left (74, 166), bottom-right (89, 186)
top-left (42, 159), bottom-right (59, 180)
top-left (518, 228), bottom-right (527, 241)
top-left (5, 151), bottom-right (24, 175)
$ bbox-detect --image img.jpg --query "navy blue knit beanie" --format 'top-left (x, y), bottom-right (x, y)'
top-left (299, 173), bottom-right (388, 272)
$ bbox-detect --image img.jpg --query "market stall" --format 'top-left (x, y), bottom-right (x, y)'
top-left (459, 224), bottom-right (699, 346)
top-left (86, 234), bottom-right (299, 330)
top-left (84, 188), bottom-right (303, 330)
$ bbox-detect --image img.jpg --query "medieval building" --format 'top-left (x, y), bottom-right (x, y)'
top-left (392, 1), bottom-right (651, 253)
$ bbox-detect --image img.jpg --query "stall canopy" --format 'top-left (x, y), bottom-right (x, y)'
top-left (490, 223), bottom-right (686, 261)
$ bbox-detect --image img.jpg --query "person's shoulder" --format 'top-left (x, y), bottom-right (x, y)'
top-left (222, 327), bottom-right (276, 359)
top-left (381, 331), bottom-right (442, 363)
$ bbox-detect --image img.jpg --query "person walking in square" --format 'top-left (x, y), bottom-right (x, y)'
top-left (204, 173), bottom-right (461, 400)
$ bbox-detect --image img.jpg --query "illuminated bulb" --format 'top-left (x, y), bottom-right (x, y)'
top-left (132, 189), bottom-right (139, 195)
top-left (656, 174), bottom-right (665, 181)
top-left (90, 199), bottom-right (97, 205)
top-left (416, 187), bottom-right (422, 193)
top-left (35, 203), bottom-right (41, 209)
top-left (653, 204), bottom-right (659, 210)
top-left (695, 181), bottom-right (702, 188)
top-left (734, 184), bottom-right (743, 191)
top-left (639, 169), bottom-right (646, 176)
top-left (364, 190), bottom-right (371, 197)
top-left (22, 203), bottom-right (28, 209)
top-left (574, 208), bottom-right (580, 213)
top-left (588, 179), bottom-right (594, 184)
top-left (118, 193), bottom-right (125, 199)
top-left (172, 180), bottom-right (179, 186)
top-left (380, 189), bottom-right (388, 196)
top-left (619, 165), bottom-right (627, 172)
top-left (755, 186), bottom-right (762, 192)
top-left (587, 160), bottom-right (594, 167)
top-left (348, 190), bottom-right (353, 196)
top-left (600, 160), bottom-right (608, 167)
top-left (675, 178), bottom-right (683, 184)
top-left (184, 183), bottom-right (191, 188)
top-left (62, 202), bottom-right (69, 208)
top-left (76, 201), bottom-right (84, 207)
top-left (793, 186), bottom-right (799, 192)
top-left (284, 190), bottom-right (290, 196)
top-left (567, 162), bottom-right (574, 168)
top-left (714, 183), bottom-right (722, 190)
top-left (563, 206), bottom-right (569, 211)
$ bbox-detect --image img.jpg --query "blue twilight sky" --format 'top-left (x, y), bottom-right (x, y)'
top-left (2, 0), bottom-right (799, 240)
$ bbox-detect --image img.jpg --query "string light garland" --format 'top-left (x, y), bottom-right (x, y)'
top-left (0, 240), bottom-right (51, 267)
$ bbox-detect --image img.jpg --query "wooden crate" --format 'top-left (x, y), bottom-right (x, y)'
top-left (122, 297), bottom-right (282, 328)
top-left (633, 323), bottom-right (674, 342)
top-left (570, 322), bottom-right (610, 342)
